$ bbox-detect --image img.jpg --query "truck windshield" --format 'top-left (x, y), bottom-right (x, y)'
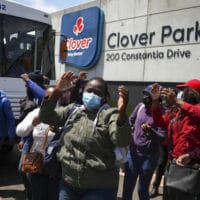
top-left (0, 14), bottom-right (55, 79)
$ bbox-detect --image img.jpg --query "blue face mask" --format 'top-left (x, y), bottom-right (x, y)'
top-left (82, 92), bottom-right (102, 110)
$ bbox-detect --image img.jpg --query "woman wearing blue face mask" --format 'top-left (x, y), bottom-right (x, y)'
top-left (39, 71), bottom-right (132, 200)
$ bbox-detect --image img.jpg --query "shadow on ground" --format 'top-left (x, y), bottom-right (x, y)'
top-left (0, 190), bottom-right (24, 200)
top-left (0, 145), bottom-right (25, 199)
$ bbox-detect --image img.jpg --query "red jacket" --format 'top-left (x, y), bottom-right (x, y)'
top-left (152, 102), bottom-right (200, 159)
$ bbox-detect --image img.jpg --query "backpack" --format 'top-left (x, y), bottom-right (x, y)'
top-left (43, 104), bottom-right (80, 180)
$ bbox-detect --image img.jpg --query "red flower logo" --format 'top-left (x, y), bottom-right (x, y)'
top-left (73, 17), bottom-right (84, 36)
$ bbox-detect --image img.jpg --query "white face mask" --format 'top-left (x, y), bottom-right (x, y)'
top-left (177, 90), bottom-right (183, 100)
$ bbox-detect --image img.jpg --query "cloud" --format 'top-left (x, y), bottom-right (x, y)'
top-left (31, 0), bottom-right (59, 13)
top-left (10, 0), bottom-right (59, 13)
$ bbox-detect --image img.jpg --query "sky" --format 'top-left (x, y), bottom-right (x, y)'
top-left (8, 0), bottom-right (93, 13)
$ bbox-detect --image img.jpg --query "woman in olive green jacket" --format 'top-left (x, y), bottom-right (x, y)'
top-left (39, 71), bottom-right (132, 200)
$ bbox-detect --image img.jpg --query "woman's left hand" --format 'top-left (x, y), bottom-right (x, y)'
top-left (141, 123), bottom-right (152, 135)
top-left (118, 85), bottom-right (129, 112)
top-left (117, 85), bottom-right (129, 125)
top-left (176, 153), bottom-right (191, 166)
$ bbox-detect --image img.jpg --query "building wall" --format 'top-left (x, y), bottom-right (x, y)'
top-left (51, 0), bottom-right (200, 105)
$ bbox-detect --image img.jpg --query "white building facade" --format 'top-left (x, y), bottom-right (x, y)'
top-left (52, 0), bottom-right (200, 84)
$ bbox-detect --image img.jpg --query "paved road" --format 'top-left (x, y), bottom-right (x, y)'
top-left (0, 145), bottom-right (163, 200)
top-left (118, 173), bottom-right (163, 200)
top-left (0, 145), bottom-right (24, 200)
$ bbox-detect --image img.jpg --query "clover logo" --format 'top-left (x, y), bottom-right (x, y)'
top-left (73, 17), bottom-right (84, 36)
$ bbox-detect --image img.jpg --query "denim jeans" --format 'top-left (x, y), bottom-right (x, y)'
top-left (122, 151), bottom-right (159, 200)
top-left (18, 140), bottom-right (33, 200)
top-left (18, 140), bottom-right (31, 171)
top-left (152, 144), bottom-right (168, 189)
top-left (59, 179), bottom-right (118, 200)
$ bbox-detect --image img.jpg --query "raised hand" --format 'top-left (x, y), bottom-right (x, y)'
top-left (20, 73), bottom-right (29, 82)
top-left (78, 71), bottom-right (88, 80)
top-left (55, 71), bottom-right (75, 92)
top-left (161, 88), bottom-right (177, 107)
top-left (150, 83), bottom-right (161, 110)
top-left (150, 83), bottom-right (161, 101)
top-left (117, 85), bottom-right (129, 125)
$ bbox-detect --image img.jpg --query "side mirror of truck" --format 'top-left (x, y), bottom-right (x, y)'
top-left (60, 39), bottom-right (67, 62)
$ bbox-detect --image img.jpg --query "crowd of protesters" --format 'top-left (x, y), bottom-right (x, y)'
top-left (0, 69), bottom-right (200, 200)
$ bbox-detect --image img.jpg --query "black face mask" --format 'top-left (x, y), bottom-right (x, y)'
top-left (142, 96), bottom-right (152, 106)
top-left (184, 97), bottom-right (199, 105)
top-left (182, 88), bottom-right (200, 105)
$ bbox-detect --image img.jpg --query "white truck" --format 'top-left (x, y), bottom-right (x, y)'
top-left (0, 0), bottom-right (55, 119)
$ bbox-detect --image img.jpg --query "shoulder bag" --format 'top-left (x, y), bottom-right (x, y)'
top-left (21, 127), bottom-right (50, 174)
top-left (165, 119), bottom-right (200, 195)
top-left (21, 151), bottom-right (43, 174)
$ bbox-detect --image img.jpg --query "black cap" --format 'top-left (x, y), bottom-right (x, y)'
top-left (28, 70), bottom-right (44, 87)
